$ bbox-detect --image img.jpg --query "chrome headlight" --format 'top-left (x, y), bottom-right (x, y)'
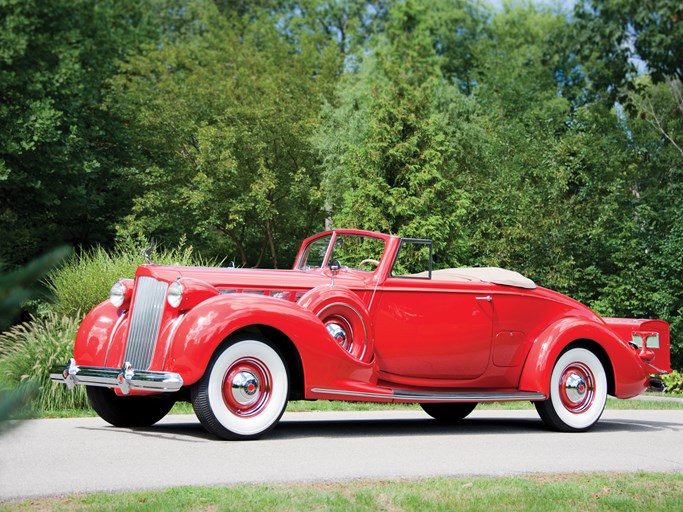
top-left (167, 280), bottom-right (183, 308)
top-left (110, 281), bottom-right (127, 307)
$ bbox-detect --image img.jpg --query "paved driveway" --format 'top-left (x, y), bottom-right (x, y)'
top-left (1, 409), bottom-right (682, 500)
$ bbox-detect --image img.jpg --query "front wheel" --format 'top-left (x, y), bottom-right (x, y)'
top-left (420, 402), bottom-right (478, 422)
top-left (86, 387), bottom-right (175, 427)
top-left (192, 335), bottom-right (289, 440)
top-left (535, 347), bottom-right (607, 432)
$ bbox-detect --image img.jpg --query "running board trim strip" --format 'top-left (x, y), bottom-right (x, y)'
top-left (311, 388), bottom-right (546, 402)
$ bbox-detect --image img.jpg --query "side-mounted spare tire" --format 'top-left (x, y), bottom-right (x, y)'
top-left (298, 285), bottom-right (374, 363)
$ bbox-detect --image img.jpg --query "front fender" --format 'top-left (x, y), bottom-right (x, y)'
top-left (165, 294), bottom-right (375, 387)
top-left (518, 316), bottom-right (649, 398)
top-left (73, 300), bottom-right (127, 367)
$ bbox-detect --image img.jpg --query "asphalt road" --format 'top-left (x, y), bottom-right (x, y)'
top-left (1, 408), bottom-right (682, 500)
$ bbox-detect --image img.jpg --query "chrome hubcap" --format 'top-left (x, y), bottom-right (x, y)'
top-left (324, 315), bottom-right (353, 353)
top-left (326, 322), bottom-right (348, 347)
top-left (564, 372), bottom-right (587, 403)
top-left (559, 362), bottom-right (595, 414)
top-left (231, 370), bottom-right (260, 406)
top-left (222, 358), bottom-right (272, 416)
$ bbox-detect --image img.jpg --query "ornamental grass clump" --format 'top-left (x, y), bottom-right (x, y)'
top-left (44, 238), bottom-right (207, 319)
top-left (43, 246), bottom-right (141, 319)
top-left (0, 312), bottom-right (87, 412)
top-left (0, 239), bottom-right (211, 417)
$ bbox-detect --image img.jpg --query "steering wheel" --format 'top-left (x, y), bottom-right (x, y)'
top-left (358, 258), bottom-right (380, 269)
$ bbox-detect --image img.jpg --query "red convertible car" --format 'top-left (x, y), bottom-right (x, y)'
top-left (51, 229), bottom-right (671, 439)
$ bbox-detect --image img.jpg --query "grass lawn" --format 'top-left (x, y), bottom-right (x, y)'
top-left (2, 472), bottom-right (681, 511)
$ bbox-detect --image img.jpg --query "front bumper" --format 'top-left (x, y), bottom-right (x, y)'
top-left (50, 359), bottom-right (183, 395)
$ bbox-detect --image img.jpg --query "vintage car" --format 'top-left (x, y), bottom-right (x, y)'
top-left (51, 229), bottom-right (671, 440)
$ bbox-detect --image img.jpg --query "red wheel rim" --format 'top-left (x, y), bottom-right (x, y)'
top-left (558, 362), bottom-right (595, 414)
top-left (222, 357), bottom-right (272, 417)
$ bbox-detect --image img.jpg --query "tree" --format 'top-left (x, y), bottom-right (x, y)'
top-left (570, 1), bottom-right (683, 366)
top-left (464, 5), bottom-right (583, 287)
top-left (573, 0), bottom-right (683, 110)
top-left (420, 0), bottom-right (490, 93)
top-left (0, 0), bottom-right (162, 266)
top-left (277, 0), bottom-right (389, 62)
top-left (109, 4), bottom-right (333, 266)
top-left (628, 78), bottom-right (683, 158)
top-left (315, 0), bottom-right (487, 265)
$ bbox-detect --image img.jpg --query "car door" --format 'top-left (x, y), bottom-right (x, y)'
top-left (371, 278), bottom-right (494, 380)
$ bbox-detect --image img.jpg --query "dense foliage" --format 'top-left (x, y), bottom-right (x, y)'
top-left (44, 238), bottom-right (207, 318)
top-left (0, 0), bottom-right (681, 368)
top-left (0, 313), bottom-right (87, 412)
top-left (0, 247), bottom-right (69, 423)
top-left (0, 242), bottom-right (206, 413)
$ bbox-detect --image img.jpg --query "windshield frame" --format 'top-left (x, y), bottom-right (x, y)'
top-left (295, 230), bottom-right (389, 273)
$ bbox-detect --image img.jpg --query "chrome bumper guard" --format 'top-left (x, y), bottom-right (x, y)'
top-left (50, 358), bottom-right (183, 395)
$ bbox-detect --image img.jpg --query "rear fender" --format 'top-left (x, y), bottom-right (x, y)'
top-left (518, 317), bottom-right (649, 399)
top-left (165, 294), bottom-right (375, 387)
top-left (603, 318), bottom-right (671, 374)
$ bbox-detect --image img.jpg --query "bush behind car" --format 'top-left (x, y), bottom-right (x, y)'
top-left (0, 240), bottom-right (209, 414)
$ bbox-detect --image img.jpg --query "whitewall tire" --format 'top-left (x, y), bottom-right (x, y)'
top-left (535, 347), bottom-right (607, 432)
top-left (192, 335), bottom-right (289, 440)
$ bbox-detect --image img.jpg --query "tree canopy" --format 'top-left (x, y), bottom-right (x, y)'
top-left (1, 0), bottom-right (681, 367)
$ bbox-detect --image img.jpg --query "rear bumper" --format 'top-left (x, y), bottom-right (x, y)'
top-left (50, 358), bottom-right (183, 395)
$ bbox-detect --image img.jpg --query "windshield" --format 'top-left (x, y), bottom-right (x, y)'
top-left (298, 233), bottom-right (386, 272)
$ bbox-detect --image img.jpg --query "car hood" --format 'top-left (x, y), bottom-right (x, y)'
top-left (135, 264), bottom-right (367, 291)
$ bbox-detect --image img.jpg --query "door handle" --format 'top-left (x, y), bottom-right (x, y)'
top-left (476, 295), bottom-right (492, 302)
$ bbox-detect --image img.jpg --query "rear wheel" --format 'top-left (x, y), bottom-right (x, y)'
top-left (86, 387), bottom-right (175, 427)
top-left (420, 402), bottom-right (478, 422)
top-left (192, 335), bottom-right (289, 440)
top-left (535, 347), bottom-right (607, 432)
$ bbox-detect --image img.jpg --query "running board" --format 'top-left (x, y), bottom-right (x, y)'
top-left (311, 388), bottom-right (546, 402)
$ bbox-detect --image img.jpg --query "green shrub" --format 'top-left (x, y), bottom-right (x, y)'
top-left (663, 370), bottom-right (683, 395)
top-left (0, 240), bottom-right (213, 415)
top-left (0, 313), bottom-right (88, 412)
top-left (44, 238), bottom-right (209, 319)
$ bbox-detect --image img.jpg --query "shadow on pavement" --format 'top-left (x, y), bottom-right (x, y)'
top-left (75, 412), bottom-right (683, 442)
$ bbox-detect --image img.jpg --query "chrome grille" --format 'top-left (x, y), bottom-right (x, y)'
top-left (124, 276), bottom-right (168, 370)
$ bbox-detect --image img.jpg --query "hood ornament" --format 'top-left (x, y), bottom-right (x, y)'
top-left (142, 237), bottom-right (156, 264)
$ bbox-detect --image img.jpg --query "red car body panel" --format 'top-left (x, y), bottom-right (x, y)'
top-left (518, 316), bottom-right (650, 398)
top-left (67, 229), bottom-right (670, 407)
